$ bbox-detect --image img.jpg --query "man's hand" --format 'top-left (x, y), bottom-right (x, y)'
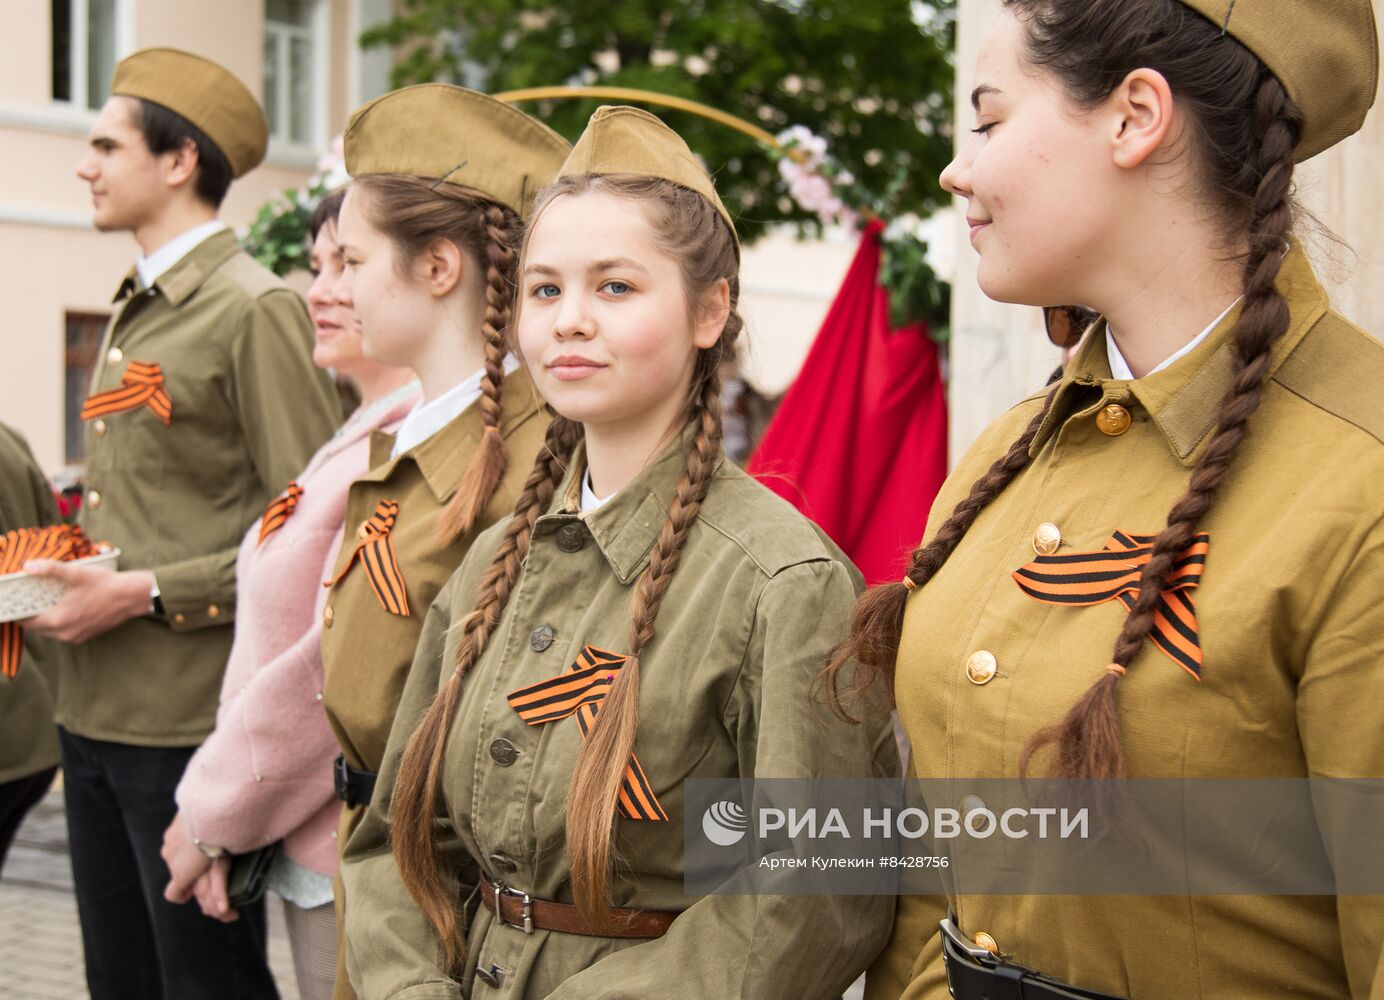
top-left (23, 564), bottom-right (155, 643)
top-left (161, 811), bottom-right (214, 905)
top-left (192, 858), bottom-right (239, 923)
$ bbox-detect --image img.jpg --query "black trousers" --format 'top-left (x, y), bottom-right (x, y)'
top-left (0, 764), bottom-right (57, 874)
top-left (59, 728), bottom-right (280, 1000)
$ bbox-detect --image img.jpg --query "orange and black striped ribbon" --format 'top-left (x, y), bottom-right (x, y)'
top-left (507, 645), bottom-right (668, 822)
top-left (0, 525), bottom-right (101, 677)
top-left (323, 499), bottom-right (410, 616)
top-left (80, 361), bottom-right (173, 427)
top-left (1012, 530), bottom-right (1211, 679)
top-left (258, 481), bottom-right (304, 545)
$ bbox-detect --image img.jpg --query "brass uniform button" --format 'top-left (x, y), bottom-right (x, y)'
top-left (490, 738), bottom-right (518, 766)
top-left (87, 489), bottom-right (102, 510)
top-left (556, 524), bottom-right (585, 553)
top-left (1032, 522), bottom-right (1061, 556)
top-left (356, 520), bottom-right (373, 541)
top-left (323, 605), bottom-right (334, 628)
top-left (173, 612), bottom-right (187, 625)
top-left (106, 346), bottom-right (123, 365)
top-left (529, 625), bottom-right (556, 652)
top-left (1096, 403), bottom-right (1132, 436)
top-left (207, 604), bottom-right (221, 619)
top-left (92, 419), bottom-right (108, 438)
top-left (966, 650), bottom-right (998, 685)
top-left (974, 931), bottom-right (1000, 955)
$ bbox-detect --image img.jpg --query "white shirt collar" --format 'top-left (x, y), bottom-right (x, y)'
top-left (1105, 298), bottom-right (1239, 381)
top-left (580, 470), bottom-right (612, 512)
top-left (136, 220), bottom-right (227, 288)
top-left (390, 354), bottom-right (521, 458)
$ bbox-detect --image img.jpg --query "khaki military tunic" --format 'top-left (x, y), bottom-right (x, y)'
top-left (61, 229), bottom-right (341, 745)
top-left (322, 369), bottom-right (549, 1000)
top-left (341, 428), bottom-right (899, 1000)
top-left (868, 247), bottom-right (1384, 999)
top-left (0, 422), bottom-right (62, 784)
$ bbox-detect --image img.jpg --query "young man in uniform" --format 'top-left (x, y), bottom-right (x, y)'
top-left (25, 48), bottom-right (341, 999)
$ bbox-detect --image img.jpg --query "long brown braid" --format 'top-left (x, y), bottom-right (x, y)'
top-left (821, 390), bottom-right (1059, 719)
top-left (350, 174), bottom-right (523, 544)
top-left (391, 173), bottom-right (742, 957)
top-left (825, 0), bottom-right (1305, 782)
top-left (391, 414), bottom-right (583, 963)
top-left (441, 204), bottom-right (522, 541)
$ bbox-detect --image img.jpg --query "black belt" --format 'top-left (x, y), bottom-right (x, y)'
top-left (940, 917), bottom-right (1128, 1000)
top-left (333, 754), bottom-right (377, 808)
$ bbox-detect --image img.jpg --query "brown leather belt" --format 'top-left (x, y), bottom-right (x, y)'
top-left (480, 880), bottom-right (677, 939)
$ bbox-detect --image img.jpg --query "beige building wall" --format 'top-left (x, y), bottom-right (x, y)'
top-left (948, 0), bottom-right (1384, 465)
top-left (0, 0), bottom-right (387, 474)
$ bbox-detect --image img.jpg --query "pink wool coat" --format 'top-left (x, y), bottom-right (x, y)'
top-left (176, 383), bottom-right (420, 875)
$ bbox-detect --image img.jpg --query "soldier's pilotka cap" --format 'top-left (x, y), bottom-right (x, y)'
top-left (344, 84), bottom-right (571, 216)
top-left (111, 48), bottom-right (268, 178)
top-left (559, 105), bottom-right (740, 251)
top-left (1181, 0), bottom-right (1379, 161)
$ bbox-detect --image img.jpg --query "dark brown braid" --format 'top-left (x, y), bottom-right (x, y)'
top-left (567, 366), bottom-right (727, 926)
top-left (441, 203), bottom-right (523, 543)
top-left (822, 388), bottom-right (1059, 721)
top-left (392, 415), bottom-right (583, 964)
top-left (1021, 73), bottom-right (1302, 779)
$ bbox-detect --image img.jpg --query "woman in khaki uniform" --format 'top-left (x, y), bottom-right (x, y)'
top-left (829, 2), bottom-right (1384, 999)
top-left (320, 85), bottom-right (568, 998)
top-left (341, 107), bottom-right (898, 999)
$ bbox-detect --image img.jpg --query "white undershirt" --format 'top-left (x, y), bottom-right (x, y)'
top-left (136, 219), bottom-right (226, 288)
top-left (580, 471), bottom-right (612, 512)
top-left (1105, 298), bottom-right (1239, 381)
top-left (390, 354), bottom-right (520, 458)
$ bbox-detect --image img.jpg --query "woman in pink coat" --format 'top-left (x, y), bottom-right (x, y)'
top-left (159, 189), bottom-right (420, 1000)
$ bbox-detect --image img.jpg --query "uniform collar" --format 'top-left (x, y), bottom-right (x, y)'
top-left (1032, 243), bottom-right (1329, 467)
top-left (113, 229), bottom-right (242, 307)
top-left (361, 364), bottom-right (544, 502)
top-left (136, 220), bottom-right (227, 288)
top-left (548, 421), bottom-right (716, 586)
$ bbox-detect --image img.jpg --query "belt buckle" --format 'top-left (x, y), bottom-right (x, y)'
top-left (333, 755), bottom-right (353, 806)
top-left (939, 916), bottom-right (997, 965)
top-left (490, 879), bottom-right (534, 934)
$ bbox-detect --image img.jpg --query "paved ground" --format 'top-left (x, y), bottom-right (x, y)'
top-left (0, 784), bottom-right (302, 999)
top-left (2, 783), bottom-right (868, 999)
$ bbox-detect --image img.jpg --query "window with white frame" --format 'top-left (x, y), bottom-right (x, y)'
top-left (263, 0), bottom-right (325, 147)
top-left (51, 0), bottom-right (123, 109)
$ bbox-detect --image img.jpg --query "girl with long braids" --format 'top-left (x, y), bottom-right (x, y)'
top-left (341, 107), bottom-right (897, 999)
top-left (318, 85), bottom-right (568, 999)
top-left (834, 2), bottom-right (1383, 998)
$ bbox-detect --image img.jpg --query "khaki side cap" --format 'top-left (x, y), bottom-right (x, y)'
top-left (1181, 0), bottom-right (1379, 161)
top-left (110, 48), bottom-right (267, 178)
top-left (559, 105), bottom-right (739, 250)
top-left (344, 83), bottom-right (571, 217)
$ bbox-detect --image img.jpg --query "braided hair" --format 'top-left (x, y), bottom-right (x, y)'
top-left (392, 173), bottom-right (743, 960)
top-left (824, 0), bottom-right (1304, 782)
top-left (350, 174), bottom-right (524, 543)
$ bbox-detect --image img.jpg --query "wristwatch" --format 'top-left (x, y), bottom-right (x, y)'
top-left (149, 578), bottom-right (166, 619)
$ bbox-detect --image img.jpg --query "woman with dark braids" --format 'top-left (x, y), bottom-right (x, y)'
top-left (318, 85), bottom-right (568, 1000)
top-left (836, 2), bottom-right (1383, 999)
top-left (340, 106), bottom-right (897, 999)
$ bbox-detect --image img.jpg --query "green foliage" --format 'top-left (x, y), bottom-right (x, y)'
top-left (361, 0), bottom-right (956, 248)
